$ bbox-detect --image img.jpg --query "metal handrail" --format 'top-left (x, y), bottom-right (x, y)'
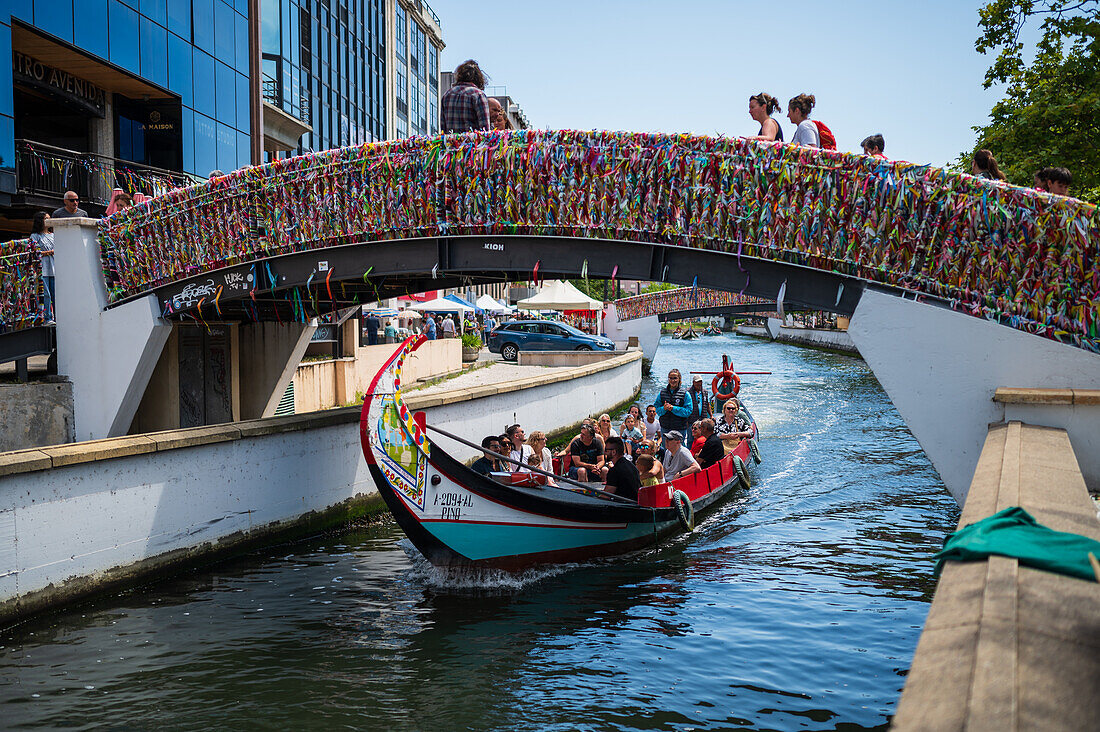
top-left (15, 139), bottom-right (197, 207)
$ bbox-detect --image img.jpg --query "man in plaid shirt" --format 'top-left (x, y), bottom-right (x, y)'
top-left (442, 59), bottom-right (491, 133)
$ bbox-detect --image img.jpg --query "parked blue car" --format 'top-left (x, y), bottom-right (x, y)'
top-left (488, 320), bottom-right (616, 361)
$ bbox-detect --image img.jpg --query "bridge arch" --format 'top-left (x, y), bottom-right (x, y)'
top-left (92, 129), bottom-right (1097, 353)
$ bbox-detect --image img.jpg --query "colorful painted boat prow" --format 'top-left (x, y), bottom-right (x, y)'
top-left (360, 336), bottom-right (758, 569)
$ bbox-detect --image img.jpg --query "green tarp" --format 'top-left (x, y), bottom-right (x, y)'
top-left (933, 506), bottom-right (1100, 582)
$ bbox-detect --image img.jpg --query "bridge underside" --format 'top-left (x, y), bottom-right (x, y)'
top-left (656, 304), bottom-right (783, 322)
top-left (147, 235), bottom-right (869, 322)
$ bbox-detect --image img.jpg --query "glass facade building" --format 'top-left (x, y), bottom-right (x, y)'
top-left (0, 0), bottom-right (252, 233)
top-left (261, 0), bottom-right (387, 153)
top-left (391, 0), bottom-right (438, 140)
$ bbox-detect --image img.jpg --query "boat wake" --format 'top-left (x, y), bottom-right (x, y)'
top-left (398, 539), bottom-right (583, 592)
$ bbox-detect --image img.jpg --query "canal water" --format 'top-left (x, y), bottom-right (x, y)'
top-left (1, 334), bottom-right (958, 731)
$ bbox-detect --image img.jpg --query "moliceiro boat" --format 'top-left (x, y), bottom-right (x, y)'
top-left (360, 336), bottom-right (758, 569)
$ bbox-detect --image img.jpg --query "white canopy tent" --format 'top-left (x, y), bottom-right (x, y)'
top-left (475, 294), bottom-right (511, 313)
top-left (407, 296), bottom-right (474, 313)
top-left (516, 280), bottom-right (603, 311)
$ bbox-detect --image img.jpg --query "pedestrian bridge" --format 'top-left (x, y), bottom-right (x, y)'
top-left (613, 287), bottom-right (779, 322)
top-left (0, 129), bottom-right (1096, 501)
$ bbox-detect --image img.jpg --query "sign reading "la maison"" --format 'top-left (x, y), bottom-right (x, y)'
top-left (13, 51), bottom-right (106, 117)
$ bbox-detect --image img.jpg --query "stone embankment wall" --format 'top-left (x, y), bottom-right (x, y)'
top-left (0, 350), bottom-right (640, 623)
top-left (0, 379), bottom-right (75, 451)
top-left (736, 325), bottom-right (860, 355)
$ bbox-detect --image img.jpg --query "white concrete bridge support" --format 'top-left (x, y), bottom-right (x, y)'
top-left (52, 219), bottom-right (171, 442)
top-left (848, 288), bottom-right (1100, 504)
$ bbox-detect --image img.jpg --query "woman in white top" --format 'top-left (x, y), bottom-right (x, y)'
top-left (787, 93), bottom-right (819, 147)
top-left (526, 431), bottom-right (557, 485)
top-left (596, 413), bottom-right (617, 444)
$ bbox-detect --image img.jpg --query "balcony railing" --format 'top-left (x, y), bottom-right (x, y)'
top-left (262, 74), bottom-right (312, 126)
top-left (15, 140), bottom-right (198, 208)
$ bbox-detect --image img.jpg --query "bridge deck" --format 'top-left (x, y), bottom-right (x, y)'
top-left (892, 421), bottom-right (1100, 731)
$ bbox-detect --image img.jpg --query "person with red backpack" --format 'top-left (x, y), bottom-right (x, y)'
top-left (786, 93), bottom-right (837, 150)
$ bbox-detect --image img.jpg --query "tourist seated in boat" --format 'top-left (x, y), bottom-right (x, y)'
top-left (620, 413), bottom-right (644, 457)
top-left (569, 424), bottom-right (605, 481)
top-left (715, 398), bottom-right (754, 451)
top-left (505, 424), bottom-right (535, 470)
top-left (602, 436), bottom-right (641, 501)
top-left (653, 369), bottom-right (694, 435)
top-left (554, 418), bottom-right (595, 462)
top-left (620, 404), bottom-right (643, 435)
top-left (635, 439), bottom-right (666, 482)
top-left (696, 418), bottom-right (724, 469)
top-left (662, 430), bottom-right (701, 480)
top-left (642, 405), bottom-right (662, 443)
top-left (471, 436), bottom-right (505, 476)
top-left (634, 454), bottom-right (661, 487)
top-left (689, 421), bottom-right (706, 456)
top-left (526, 430), bottom-right (557, 486)
top-left (596, 413), bottom-right (617, 443)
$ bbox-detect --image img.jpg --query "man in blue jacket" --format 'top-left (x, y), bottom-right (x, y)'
top-left (653, 369), bottom-right (693, 434)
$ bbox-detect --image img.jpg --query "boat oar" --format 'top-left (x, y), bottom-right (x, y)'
top-left (423, 424), bottom-right (638, 505)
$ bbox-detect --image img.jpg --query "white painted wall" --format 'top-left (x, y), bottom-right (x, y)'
top-left (849, 289), bottom-right (1100, 503)
top-left (52, 219), bottom-right (171, 440)
top-left (0, 354), bottom-right (641, 612)
top-left (0, 422), bottom-right (374, 610)
top-left (602, 304), bottom-right (660, 361)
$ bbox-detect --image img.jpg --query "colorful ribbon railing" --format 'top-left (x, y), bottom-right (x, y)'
top-left (615, 287), bottom-right (775, 321)
top-left (96, 130), bottom-right (1099, 353)
top-left (0, 237), bottom-right (45, 331)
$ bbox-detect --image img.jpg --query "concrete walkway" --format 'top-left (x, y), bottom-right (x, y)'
top-left (408, 359), bottom-right (577, 400)
top-left (892, 421), bottom-right (1100, 731)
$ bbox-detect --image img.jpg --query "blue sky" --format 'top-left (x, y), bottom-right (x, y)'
top-left (438, 0), bottom-right (1005, 168)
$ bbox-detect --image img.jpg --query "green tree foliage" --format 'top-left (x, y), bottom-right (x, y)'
top-left (963, 1), bottom-right (1100, 202)
top-left (567, 279), bottom-right (627, 302)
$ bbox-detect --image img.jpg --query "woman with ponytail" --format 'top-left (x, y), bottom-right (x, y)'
top-left (747, 93), bottom-right (784, 142)
top-left (972, 149), bottom-right (1006, 180)
top-left (787, 93), bottom-right (819, 147)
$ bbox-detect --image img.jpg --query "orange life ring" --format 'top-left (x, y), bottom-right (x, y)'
top-left (712, 370), bottom-right (740, 400)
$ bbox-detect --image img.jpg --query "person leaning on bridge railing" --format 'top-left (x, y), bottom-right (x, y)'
top-left (30, 212), bottom-right (55, 324)
top-left (441, 59), bottom-right (491, 133)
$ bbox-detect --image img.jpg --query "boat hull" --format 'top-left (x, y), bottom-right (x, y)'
top-left (360, 336), bottom-right (756, 569)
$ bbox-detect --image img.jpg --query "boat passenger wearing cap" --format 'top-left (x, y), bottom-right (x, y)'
top-left (687, 374), bottom-right (713, 424)
top-left (662, 430), bottom-right (701, 480)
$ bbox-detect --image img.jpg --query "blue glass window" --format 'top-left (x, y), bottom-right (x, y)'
top-left (235, 72), bottom-right (249, 133)
top-left (261, 0), bottom-right (279, 54)
top-left (167, 0), bottom-right (191, 41)
top-left (181, 105), bottom-right (195, 174)
top-left (215, 61), bottom-right (235, 127)
top-left (167, 32), bottom-right (193, 106)
top-left (216, 121), bottom-right (235, 171)
top-left (235, 0), bottom-right (247, 17)
top-left (213, 0), bottom-right (235, 64)
top-left (192, 49), bottom-right (216, 117)
top-left (237, 130), bottom-right (250, 169)
top-left (108, 1), bottom-right (140, 71)
top-left (192, 0), bottom-right (214, 52)
top-left (33, 0), bottom-right (74, 45)
top-left (0, 24), bottom-right (12, 118)
top-left (74, 0), bottom-right (109, 59)
top-left (140, 0), bottom-right (167, 26)
top-left (139, 17), bottom-right (168, 87)
top-left (193, 111), bottom-right (217, 176)
top-left (234, 10), bottom-right (249, 74)
top-left (0, 115), bottom-right (14, 173)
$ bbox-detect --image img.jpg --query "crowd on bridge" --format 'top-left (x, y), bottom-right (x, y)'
top-left (468, 368), bottom-right (754, 502)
